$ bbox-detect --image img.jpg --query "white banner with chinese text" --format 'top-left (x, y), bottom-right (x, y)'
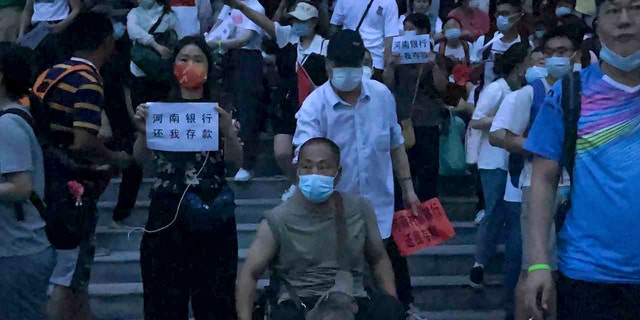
top-left (391, 34), bottom-right (431, 64)
top-left (146, 102), bottom-right (219, 152)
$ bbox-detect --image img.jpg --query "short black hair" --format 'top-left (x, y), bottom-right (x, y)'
top-left (65, 12), bottom-right (113, 53)
top-left (327, 30), bottom-right (365, 67)
top-left (405, 13), bottom-right (431, 33)
top-left (0, 42), bottom-right (34, 99)
top-left (497, 0), bottom-right (523, 10)
top-left (542, 25), bottom-right (581, 52)
top-left (299, 137), bottom-right (341, 165)
top-left (494, 42), bottom-right (529, 76)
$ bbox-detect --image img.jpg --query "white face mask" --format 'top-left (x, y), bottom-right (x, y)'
top-left (404, 30), bottom-right (417, 36)
top-left (331, 67), bottom-right (363, 92)
top-left (362, 66), bottom-right (373, 80)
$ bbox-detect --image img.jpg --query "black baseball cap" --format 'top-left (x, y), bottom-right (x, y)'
top-left (327, 30), bottom-right (366, 67)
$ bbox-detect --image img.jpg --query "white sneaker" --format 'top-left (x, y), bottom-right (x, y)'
top-left (406, 304), bottom-right (428, 320)
top-left (281, 185), bottom-right (297, 202)
top-left (474, 209), bottom-right (485, 225)
top-left (234, 168), bottom-right (251, 182)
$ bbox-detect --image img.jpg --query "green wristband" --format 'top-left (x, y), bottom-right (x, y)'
top-left (528, 264), bottom-right (551, 273)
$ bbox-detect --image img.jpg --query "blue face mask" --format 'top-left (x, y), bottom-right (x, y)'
top-left (496, 15), bottom-right (513, 33)
top-left (545, 56), bottom-right (572, 79)
top-left (525, 66), bottom-right (548, 83)
top-left (291, 22), bottom-right (312, 37)
top-left (298, 174), bottom-right (336, 203)
top-left (445, 28), bottom-right (462, 40)
top-left (600, 43), bottom-right (640, 72)
top-left (555, 6), bottom-right (572, 16)
top-left (331, 67), bottom-right (363, 92)
top-left (535, 30), bottom-right (545, 39)
top-left (113, 22), bottom-right (125, 40)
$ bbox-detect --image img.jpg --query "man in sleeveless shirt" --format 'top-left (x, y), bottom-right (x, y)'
top-left (236, 138), bottom-right (404, 320)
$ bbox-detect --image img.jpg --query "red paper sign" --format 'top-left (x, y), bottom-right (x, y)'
top-left (392, 198), bottom-right (456, 256)
top-left (297, 62), bottom-right (315, 108)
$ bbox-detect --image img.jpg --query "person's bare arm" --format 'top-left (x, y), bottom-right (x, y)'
top-left (503, 130), bottom-right (528, 154)
top-left (362, 200), bottom-right (397, 298)
top-left (50, 0), bottom-right (81, 34)
top-left (71, 129), bottom-right (132, 169)
top-left (431, 57), bottom-right (449, 94)
top-left (382, 60), bottom-right (397, 89)
top-left (524, 156), bottom-right (560, 318)
top-left (469, 117), bottom-right (494, 130)
top-left (384, 36), bottom-right (394, 69)
top-left (489, 128), bottom-right (506, 148)
top-left (213, 29), bottom-right (256, 50)
top-left (237, 220), bottom-right (278, 320)
top-left (527, 156), bottom-right (559, 266)
top-left (19, 0), bottom-right (35, 37)
top-left (217, 106), bottom-right (243, 170)
top-left (391, 146), bottom-right (419, 215)
top-left (0, 172), bottom-right (33, 202)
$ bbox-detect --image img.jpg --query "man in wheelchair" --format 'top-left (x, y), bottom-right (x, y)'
top-left (236, 138), bottom-right (405, 320)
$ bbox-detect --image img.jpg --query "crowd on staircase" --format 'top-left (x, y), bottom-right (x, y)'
top-left (0, 0), bottom-right (639, 319)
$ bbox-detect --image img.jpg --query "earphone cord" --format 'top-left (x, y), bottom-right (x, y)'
top-left (127, 151), bottom-right (210, 239)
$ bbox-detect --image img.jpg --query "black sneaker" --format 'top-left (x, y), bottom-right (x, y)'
top-left (469, 266), bottom-right (484, 288)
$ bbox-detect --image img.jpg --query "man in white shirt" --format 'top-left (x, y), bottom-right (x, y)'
top-left (471, 0), bottom-right (526, 88)
top-left (210, 0), bottom-right (265, 182)
top-left (330, 0), bottom-right (399, 81)
top-left (489, 27), bottom-right (580, 320)
top-left (293, 30), bottom-right (421, 317)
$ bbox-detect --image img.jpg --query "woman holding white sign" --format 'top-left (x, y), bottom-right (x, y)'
top-left (132, 36), bottom-right (242, 319)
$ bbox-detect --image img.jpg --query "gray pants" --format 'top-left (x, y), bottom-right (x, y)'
top-left (0, 247), bottom-right (55, 320)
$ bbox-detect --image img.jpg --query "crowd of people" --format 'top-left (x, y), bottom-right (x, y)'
top-left (0, 0), bottom-right (639, 319)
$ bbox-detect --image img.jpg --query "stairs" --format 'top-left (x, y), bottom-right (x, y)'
top-left (90, 174), bottom-right (507, 319)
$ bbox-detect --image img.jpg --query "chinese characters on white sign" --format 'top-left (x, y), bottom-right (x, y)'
top-left (392, 34), bottom-right (431, 64)
top-left (146, 102), bottom-right (219, 152)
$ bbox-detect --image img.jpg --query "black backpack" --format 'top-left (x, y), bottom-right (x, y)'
top-left (1, 64), bottom-right (96, 250)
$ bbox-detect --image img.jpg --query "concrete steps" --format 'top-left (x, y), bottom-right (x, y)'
top-left (88, 276), bottom-right (504, 319)
top-left (90, 245), bottom-right (505, 284)
top-left (95, 219), bottom-right (480, 252)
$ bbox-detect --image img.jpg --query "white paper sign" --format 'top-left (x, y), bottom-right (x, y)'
top-left (391, 34), bottom-right (431, 64)
top-left (146, 102), bottom-right (219, 152)
top-left (205, 16), bottom-right (236, 42)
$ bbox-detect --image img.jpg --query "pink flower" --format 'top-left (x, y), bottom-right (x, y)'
top-left (67, 181), bottom-right (84, 201)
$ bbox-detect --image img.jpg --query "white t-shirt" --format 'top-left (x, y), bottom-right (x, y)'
top-left (172, 0), bottom-right (213, 38)
top-left (32, 0), bottom-right (69, 24)
top-left (397, 13), bottom-right (442, 35)
top-left (491, 79), bottom-right (571, 188)
top-left (331, 0), bottom-right (399, 70)
top-left (472, 78), bottom-right (511, 170)
top-left (472, 33), bottom-right (524, 87)
top-left (224, 0), bottom-right (265, 51)
top-left (274, 23), bottom-right (329, 65)
top-left (434, 43), bottom-right (466, 62)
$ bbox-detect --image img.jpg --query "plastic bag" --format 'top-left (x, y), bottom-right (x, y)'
top-left (440, 113), bottom-right (468, 176)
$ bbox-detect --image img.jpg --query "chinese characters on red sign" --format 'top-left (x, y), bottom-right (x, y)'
top-left (392, 198), bottom-right (456, 256)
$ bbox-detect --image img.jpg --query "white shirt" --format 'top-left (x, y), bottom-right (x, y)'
top-left (434, 43), bottom-right (466, 62)
top-left (32, 0), bottom-right (69, 24)
top-left (331, 0), bottom-right (399, 70)
top-left (293, 80), bottom-right (405, 238)
top-left (127, 4), bottom-right (180, 77)
top-left (472, 33), bottom-right (524, 87)
top-left (397, 13), bottom-right (442, 35)
top-left (172, 0), bottom-right (213, 38)
top-left (472, 78), bottom-right (511, 170)
top-left (223, 0), bottom-right (265, 51)
top-left (491, 79), bottom-right (570, 188)
top-left (274, 23), bottom-right (329, 65)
